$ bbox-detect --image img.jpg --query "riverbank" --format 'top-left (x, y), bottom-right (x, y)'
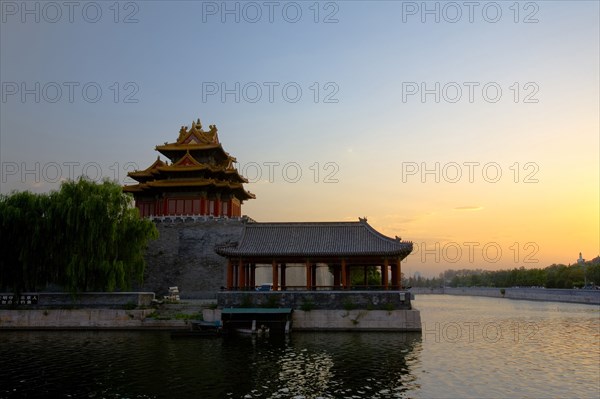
top-left (0, 299), bottom-right (213, 330)
top-left (1, 292), bottom-right (423, 331)
top-left (409, 287), bottom-right (600, 305)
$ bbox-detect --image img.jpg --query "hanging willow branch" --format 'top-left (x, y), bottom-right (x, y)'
top-left (0, 178), bottom-right (158, 293)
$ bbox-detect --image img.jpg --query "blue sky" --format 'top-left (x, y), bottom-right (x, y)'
top-left (1, 1), bottom-right (598, 275)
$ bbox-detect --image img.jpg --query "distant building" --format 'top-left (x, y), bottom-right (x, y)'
top-left (577, 252), bottom-right (585, 264)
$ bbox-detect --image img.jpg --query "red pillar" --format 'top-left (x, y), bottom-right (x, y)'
top-left (238, 259), bottom-right (245, 290)
top-left (227, 260), bottom-right (233, 290)
top-left (333, 264), bottom-right (340, 288)
top-left (341, 259), bottom-right (347, 289)
top-left (396, 258), bottom-right (402, 290)
top-left (215, 198), bottom-right (221, 216)
top-left (391, 260), bottom-right (398, 289)
top-left (272, 260), bottom-right (279, 291)
top-left (250, 264), bottom-right (256, 288)
top-left (233, 263), bottom-right (238, 289)
top-left (281, 263), bottom-right (286, 290)
top-left (383, 258), bottom-right (389, 290)
top-left (305, 260), bottom-right (312, 290)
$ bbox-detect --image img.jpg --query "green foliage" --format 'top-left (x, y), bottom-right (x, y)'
top-left (174, 312), bottom-right (201, 320)
top-left (435, 263), bottom-right (600, 289)
top-left (0, 178), bottom-right (158, 293)
top-left (300, 299), bottom-right (315, 311)
top-left (350, 311), bottom-right (367, 325)
top-left (240, 294), bottom-right (253, 308)
top-left (349, 266), bottom-right (381, 287)
top-left (262, 294), bottom-right (279, 308)
top-left (406, 262), bottom-right (600, 290)
top-left (405, 274), bottom-right (443, 288)
top-left (343, 299), bottom-right (356, 311)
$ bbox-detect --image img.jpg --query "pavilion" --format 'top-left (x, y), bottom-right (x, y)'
top-left (216, 218), bottom-right (413, 291)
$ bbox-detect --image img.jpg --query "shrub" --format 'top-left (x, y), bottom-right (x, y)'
top-left (343, 300), bottom-right (356, 311)
top-left (300, 299), bottom-right (315, 311)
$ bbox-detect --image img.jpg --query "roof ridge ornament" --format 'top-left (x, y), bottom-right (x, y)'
top-left (358, 216), bottom-right (368, 223)
top-left (178, 126), bottom-right (188, 140)
top-left (208, 124), bottom-right (219, 143)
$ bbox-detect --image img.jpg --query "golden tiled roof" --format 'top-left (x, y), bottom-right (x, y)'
top-left (124, 118), bottom-right (255, 202)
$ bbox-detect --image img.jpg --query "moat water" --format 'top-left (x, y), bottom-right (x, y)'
top-left (1, 295), bottom-right (598, 398)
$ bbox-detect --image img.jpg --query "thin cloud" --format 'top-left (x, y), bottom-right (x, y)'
top-left (454, 206), bottom-right (483, 211)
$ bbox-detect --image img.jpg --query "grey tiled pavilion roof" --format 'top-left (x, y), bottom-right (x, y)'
top-left (215, 219), bottom-right (413, 258)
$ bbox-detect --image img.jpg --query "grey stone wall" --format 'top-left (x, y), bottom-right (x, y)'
top-left (292, 309), bottom-right (422, 332)
top-left (0, 309), bottom-right (171, 329)
top-left (139, 217), bottom-right (246, 299)
top-left (0, 292), bottom-right (155, 308)
top-left (217, 291), bottom-right (413, 310)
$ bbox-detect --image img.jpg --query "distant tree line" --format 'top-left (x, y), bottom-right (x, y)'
top-left (0, 178), bottom-right (158, 294)
top-left (405, 263), bottom-right (600, 289)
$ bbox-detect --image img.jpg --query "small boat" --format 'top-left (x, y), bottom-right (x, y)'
top-left (235, 322), bottom-right (270, 337)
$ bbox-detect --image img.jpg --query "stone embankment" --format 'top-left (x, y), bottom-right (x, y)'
top-left (0, 293), bottom-right (215, 330)
top-left (409, 287), bottom-right (600, 305)
top-left (213, 291), bottom-right (422, 332)
top-left (1, 291), bottom-right (424, 331)
top-left (203, 308), bottom-right (422, 332)
top-left (0, 308), bottom-right (158, 329)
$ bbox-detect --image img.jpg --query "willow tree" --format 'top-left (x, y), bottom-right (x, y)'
top-left (0, 178), bottom-right (158, 293)
top-left (0, 191), bottom-right (53, 293)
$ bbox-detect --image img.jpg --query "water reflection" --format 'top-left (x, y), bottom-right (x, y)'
top-left (413, 295), bottom-right (600, 399)
top-left (227, 332), bottom-right (422, 398)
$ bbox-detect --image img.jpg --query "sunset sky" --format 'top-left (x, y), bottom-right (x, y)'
top-left (1, 1), bottom-right (598, 276)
